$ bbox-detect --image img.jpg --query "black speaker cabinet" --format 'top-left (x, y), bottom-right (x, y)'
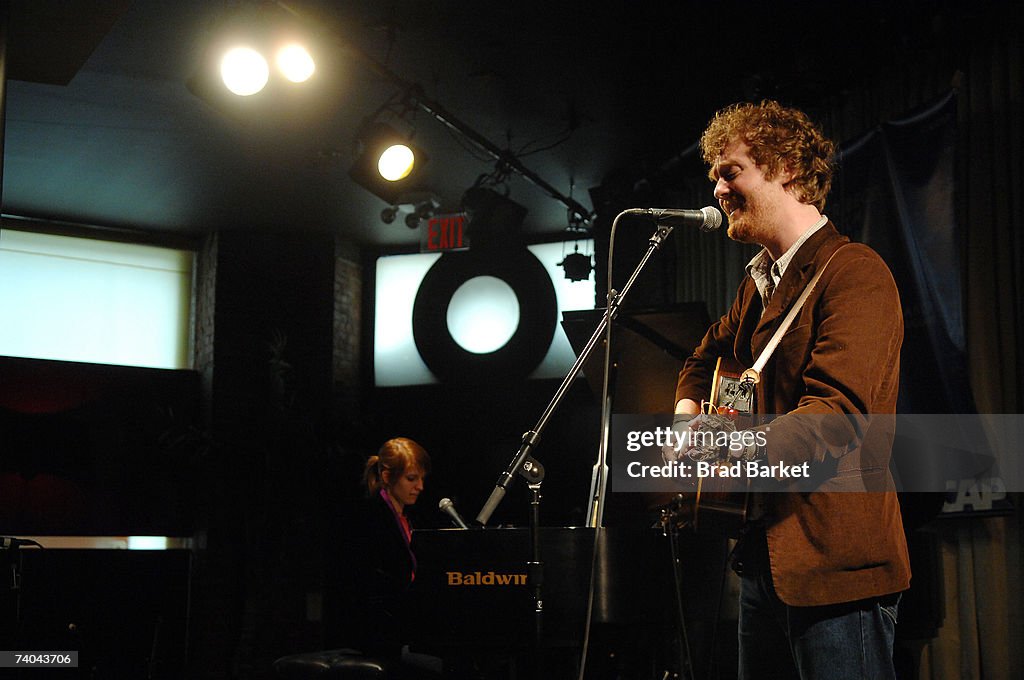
top-left (2, 548), bottom-right (190, 678)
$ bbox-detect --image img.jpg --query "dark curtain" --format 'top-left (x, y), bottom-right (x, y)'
top-left (830, 92), bottom-right (971, 415)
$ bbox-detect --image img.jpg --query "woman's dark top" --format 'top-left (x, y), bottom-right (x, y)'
top-left (330, 490), bottom-right (416, 657)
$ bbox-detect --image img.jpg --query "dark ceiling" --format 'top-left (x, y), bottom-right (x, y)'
top-left (2, 0), bottom-right (974, 248)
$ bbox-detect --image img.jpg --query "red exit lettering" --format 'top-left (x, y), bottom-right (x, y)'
top-left (423, 214), bottom-right (467, 252)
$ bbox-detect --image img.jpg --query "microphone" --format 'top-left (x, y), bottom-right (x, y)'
top-left (438, 498), bottom-right (470, 529)
top-left (624, 206), bottom-right (722, 232)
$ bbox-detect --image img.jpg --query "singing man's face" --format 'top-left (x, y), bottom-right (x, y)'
top-left (712, 139), bottom-right (791, 246)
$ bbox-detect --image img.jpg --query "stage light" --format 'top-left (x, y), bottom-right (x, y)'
top-left (377, 193), bottom-right (441, 228)
top-left (349, 122), bottom-right (428, 204)
top-left (461, 186), bottom-right (528, 249)
top-left (220, 46), bottom-right (270, 96)
top-left (378, 143), bottom-right (415, 181)
top-left (404, 212), bottom-right (421, 229)
top-left (403, 200), bottom-right (438, 229)
top-left (187, 3), bottom-right (321, 111)
top-left (276, 43), bottom-right (315, 83)
top-left (558, 245), bottom-right (593, 282)
top-left (218, 40), bottom-right (315, 95)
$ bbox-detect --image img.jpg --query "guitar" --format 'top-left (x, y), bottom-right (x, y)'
top-left (670, 357), bottom-right (754, 537)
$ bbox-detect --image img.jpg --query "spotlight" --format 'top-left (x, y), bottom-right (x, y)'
top-left (404, 199), bottom-right (440, 229)
top-left (377, 192), bottom-right (441, 227)
top-left (378, 144), bottom-right (415, 181)
top-left (217, 40), bottom-right (315, 95)
top-left (558, 246), bottom-right (593, 282)
top-left (186, 5), bottom-right (319, 115)
top-left (349, 122), bottom-right (429, 204)
top-left (461, 187), bottom-right (528, 249)
top-left (220, 46), bottom-right (269, 96)
top-left (276, 43), bottom-right (315, 83)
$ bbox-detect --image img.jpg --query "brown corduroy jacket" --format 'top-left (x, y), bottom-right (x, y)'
top-left (675, 222), bottom-right (911, 606)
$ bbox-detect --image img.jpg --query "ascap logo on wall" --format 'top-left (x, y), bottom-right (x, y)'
top-left (446, 571), bottom-right (527, 586)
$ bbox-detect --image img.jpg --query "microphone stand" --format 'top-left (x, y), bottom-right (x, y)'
top-left (474, 212), bottom-right (676, 680)
top-left (475, 213), bottom-right (676, 527)
top-left (522, 457), bottom-right (545, 679)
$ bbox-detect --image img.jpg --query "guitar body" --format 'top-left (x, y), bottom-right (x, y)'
top-left (691, 357), bottom-right (753, 537)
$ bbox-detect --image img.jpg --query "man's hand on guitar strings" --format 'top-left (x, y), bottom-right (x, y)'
top-left (661, 412), bottom-right (738, 464)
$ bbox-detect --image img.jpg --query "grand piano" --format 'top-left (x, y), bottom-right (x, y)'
top-left (407, 526), bottom-right (686, 678)
top-left (404, 305), bottom-right (725, 678)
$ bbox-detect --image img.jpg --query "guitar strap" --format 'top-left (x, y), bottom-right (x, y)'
top-left (739, 244), bottom-right (848, 388)
top-left (729, 245), bottom-right (849, 526)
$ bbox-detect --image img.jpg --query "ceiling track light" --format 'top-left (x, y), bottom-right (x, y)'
top-left (268, 1), bottom-right (593, 226)
top-left (349, 121), bottom-right (429, 205)
top-left (218, 41), bottom-right (314, 96)
top-left (405, 201), bottom-right (437, 229)
top-left (187, 4), bottom-right (318, 110)
top-left (379, 192), bottom-right (441, 228)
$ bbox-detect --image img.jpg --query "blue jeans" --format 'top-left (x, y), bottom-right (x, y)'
top-left (737, 555), bottom-right (900, 680)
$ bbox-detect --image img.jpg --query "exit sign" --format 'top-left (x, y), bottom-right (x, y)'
top-left (421, 213), bottom-right (468, 252)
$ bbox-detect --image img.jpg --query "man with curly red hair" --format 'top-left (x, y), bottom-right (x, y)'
top-left (674, 100), bottom-right (910, 679)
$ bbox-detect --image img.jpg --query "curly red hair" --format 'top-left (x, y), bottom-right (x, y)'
top-left (700, 100), bottom-right (835, 211)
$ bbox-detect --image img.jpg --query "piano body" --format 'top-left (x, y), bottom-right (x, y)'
top-left (406, 526), bottom-right (680, 677)
top-left (401, 305), bottom-right (727, 676)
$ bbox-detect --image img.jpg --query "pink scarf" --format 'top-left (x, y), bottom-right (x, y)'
top-left (379, 488), bottom-right (416, 580)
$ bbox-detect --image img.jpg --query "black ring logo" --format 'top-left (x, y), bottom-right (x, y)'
top-left (412, 248), bottom-right (557, 384)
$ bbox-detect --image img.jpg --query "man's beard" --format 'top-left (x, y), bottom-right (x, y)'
top-left (726, 211), bottom-right (755, 243)
top-left (724, 190), bottom-right (774, 245)
top-left (725, 202), bottom-right (764, 244)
